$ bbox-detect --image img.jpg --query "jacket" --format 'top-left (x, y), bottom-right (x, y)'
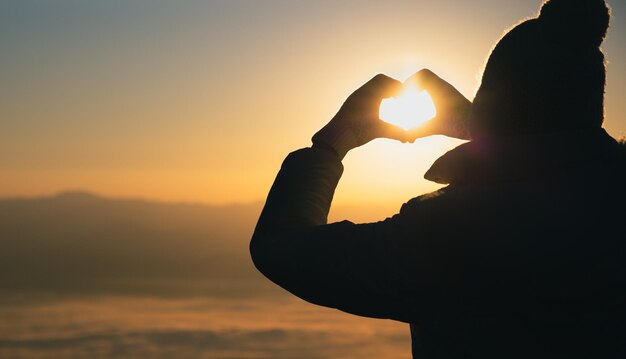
top-left (250, 128), bottom-right (626, 358)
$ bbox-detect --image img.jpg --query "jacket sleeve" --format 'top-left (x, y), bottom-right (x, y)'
top-left (250, 147), bottom-right (425, 322)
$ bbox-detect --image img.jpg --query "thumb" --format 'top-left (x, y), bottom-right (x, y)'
top-left (378, 121), bottom-right (410, 143)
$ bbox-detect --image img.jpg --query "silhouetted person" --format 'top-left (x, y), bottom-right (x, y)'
top-left (251, 0), bottom-right (626, 357)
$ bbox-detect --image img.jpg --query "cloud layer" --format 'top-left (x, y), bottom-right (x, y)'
top-left (0, 296), bottom-right (411, 358)
top-left (0, 193), bottom-right (411, 358)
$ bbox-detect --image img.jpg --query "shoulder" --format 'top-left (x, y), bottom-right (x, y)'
top-left (398, 188), bottom-right (449, 215)
top-left (606, 139), bottom-right (626, 173)
top-left (394, 185), bottom-right (489, 223)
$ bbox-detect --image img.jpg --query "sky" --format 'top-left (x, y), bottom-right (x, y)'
top-left (1, 0), bottom-right (625, 207)
top-left (0, 3), bottom-right (624, 357)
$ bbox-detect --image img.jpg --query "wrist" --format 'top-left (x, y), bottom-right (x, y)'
top-left (312, 140), bottom-right (340, 158)
top-left (312, 122), bottom-right (358, 160)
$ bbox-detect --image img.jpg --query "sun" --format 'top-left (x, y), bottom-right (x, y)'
top-left (379, 86), bottom-right (436, 130)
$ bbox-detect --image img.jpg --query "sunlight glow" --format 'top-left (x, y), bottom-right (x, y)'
top-left (379, 86), bottom-right (436, 130)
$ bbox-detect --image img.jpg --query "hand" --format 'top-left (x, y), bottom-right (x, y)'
top-left (405, 69), bottom-right (472, 141)
top-left (312, 74), bottom-right (409, 159)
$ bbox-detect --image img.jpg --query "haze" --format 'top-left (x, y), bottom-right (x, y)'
top-left (2, 0), bottom-right (624, 208)
top-left (2, 1), bottom-right (625, 357)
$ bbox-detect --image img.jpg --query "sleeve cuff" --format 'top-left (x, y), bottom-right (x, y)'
top-left (312, 123), bottom-right (358, 160)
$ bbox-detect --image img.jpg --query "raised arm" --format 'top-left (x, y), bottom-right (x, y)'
top-left (250, 71), bottom-right (471, 321)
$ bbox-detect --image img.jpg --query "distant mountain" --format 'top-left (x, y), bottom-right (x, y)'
top-left (0, 192), bottom-right (276, 298)
top-left (0, 192), bottom-right (401, 299)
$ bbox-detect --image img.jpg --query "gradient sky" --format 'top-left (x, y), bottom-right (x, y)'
top-left (1, 0), bottom-right (625, 206)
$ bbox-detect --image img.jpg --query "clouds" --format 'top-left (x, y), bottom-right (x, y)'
top-left (0, 328), bottom-right (406, 359)
top-left (0, 193), bottom-right (411, 357)
top-left (0, 296), bottom-right (411, 359)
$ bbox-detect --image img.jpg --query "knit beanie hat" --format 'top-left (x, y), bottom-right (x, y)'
top-left (469, 0), bottom-right (611, 139)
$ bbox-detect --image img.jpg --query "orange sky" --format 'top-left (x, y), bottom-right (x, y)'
top-left (1, 0), bottom-right (625, 206)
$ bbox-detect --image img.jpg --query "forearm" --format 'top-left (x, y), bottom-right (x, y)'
top-left (249, 74), bottom-right (415, 315)
top-left (251, 146), bottom-right (343, 247)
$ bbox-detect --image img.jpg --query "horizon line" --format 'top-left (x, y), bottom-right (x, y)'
top-left (0, 190), bottom-right (404, 209)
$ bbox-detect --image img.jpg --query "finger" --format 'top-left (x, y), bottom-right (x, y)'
top-left (405, 69), bottom-right (458, 100)
top-left (378, 121), bottom-right (410, 142)
top-left (360, 73), bottom-right (403, 100)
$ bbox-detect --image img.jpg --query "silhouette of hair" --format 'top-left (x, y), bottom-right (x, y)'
top-left (470, 0), bottom-right (610, 139)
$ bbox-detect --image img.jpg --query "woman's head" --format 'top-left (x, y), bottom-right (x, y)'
top-left (470, 0), bottom-right (610, 139)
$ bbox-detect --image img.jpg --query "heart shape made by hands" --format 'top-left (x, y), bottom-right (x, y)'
top-left (379, 87), bottom-right (436, 131)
